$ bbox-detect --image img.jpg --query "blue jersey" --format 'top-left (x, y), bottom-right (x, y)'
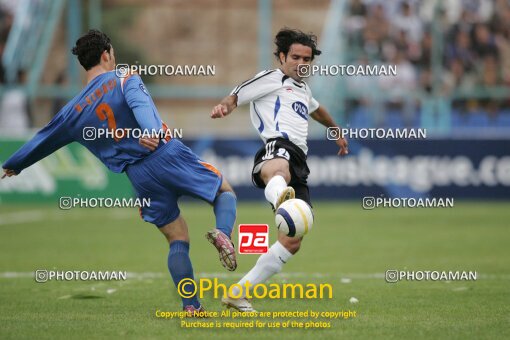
top-left (3, 71), bottom-right (165, 173)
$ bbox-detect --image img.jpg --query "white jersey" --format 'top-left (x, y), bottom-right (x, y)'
top-left (231, 68), bottom-right (319, 154)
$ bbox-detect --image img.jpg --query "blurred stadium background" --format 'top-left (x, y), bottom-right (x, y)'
top-left (0, 0), bottom-right (509, 202)
top-left (0, 1), bottom-right (509, 338)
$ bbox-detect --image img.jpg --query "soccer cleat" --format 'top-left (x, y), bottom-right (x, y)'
top-left (205, 229), bottom-right (237, 271)
top-left (183, 304), bottom-right (206, 317)
top-left (222, 296), bottom-right (257, 312)
top-left (274, 186), bottom-right (295, 211)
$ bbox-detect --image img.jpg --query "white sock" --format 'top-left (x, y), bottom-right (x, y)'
top-left (264, 175), bottom-right (287, 207)
top-left (231, 241), bottom-right (292, 297)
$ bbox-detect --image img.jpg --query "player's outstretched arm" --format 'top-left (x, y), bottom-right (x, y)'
top-left (2, 111), bottom-right (73, 176)
top-left (211, 94), bottom-right (237, 119)
top-left (310, 105), bottom-right (349, 156)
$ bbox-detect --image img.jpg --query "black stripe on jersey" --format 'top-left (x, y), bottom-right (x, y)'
top-left (281, 75), bottom-right (289, 84)
top-left (232, 69), bottom-right (277, 95)
top-left (293, 81), bottom-right (303, 88)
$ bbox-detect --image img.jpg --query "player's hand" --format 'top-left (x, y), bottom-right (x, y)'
top-left (336, 137), bottom-right (349, 156)
top-left (211, 104), bottom-right (228, 119)
top-left (139, 137), bottom-right (160, 151)
top-left (2, 168), bottom-right (17, 179)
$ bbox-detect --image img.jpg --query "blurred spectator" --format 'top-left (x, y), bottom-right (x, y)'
top-left (346, 54), bottom-right (385, 125)
top-left (51, 71), bottom-right (68, 117)
top-left (416, 30), bottom-right (432, 67)
top-left (0, 2), bottom-right (13, 40)
top-left (444, 58), bottom-right (478, 94)
top-left (479, 55), bottom-right (499, 87)
top-left (392, 2), bottom-right (423, 44)
top-left (342, 0), bottom-right (510, 119)
top-left (0, 3), bottom-right (13, 84)
top-left (379, 49), bottom-right (417, 93)
top-left (362, 4), bottom-right (389, 58)
top-left (0, 40), bottom-right (5, 83)
top-left (349, 0), bottom-right (367, 16)
top-left (345, 0), bottom-right (367, 48)
top-left (450, 9), bottom-right (476, 43)
top-left (446, 29), bottom-right (476, 71)
top-left (379, 49), bottom-right (417, 126)
top-left (0, 3), bottom-right (34, 130)
top-left (472, 23), bottom-right (498, 59)
top-left (0, 71), bottom-right (30, 134)
top-left (346, 55), bottom-right (379, 103)
top-left (494, 28), bottom-right (510, 84)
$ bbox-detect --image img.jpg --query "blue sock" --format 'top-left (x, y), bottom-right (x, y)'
top-left (167, 240), bottom-right (200, 308)
top-left (213, 191), bottom-right (237, 237)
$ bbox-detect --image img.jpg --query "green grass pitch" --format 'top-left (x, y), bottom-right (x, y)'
top-left (0, 201), bottom-right (509, 339)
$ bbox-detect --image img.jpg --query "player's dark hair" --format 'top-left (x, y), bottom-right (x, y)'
top-left (71, 29), bottom-right (112, 70)
top-left (273, 28), bottom-right (322, 63)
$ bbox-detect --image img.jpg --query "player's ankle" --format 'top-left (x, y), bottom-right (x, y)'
top-left (264, 175), bottom-right (287, 206)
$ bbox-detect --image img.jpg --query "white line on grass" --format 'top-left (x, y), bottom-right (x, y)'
top-left (0, 209), bottom-right (140, 226)
top-left (0, 210), bottom-right (47, 226)
top-left (1, 272), bottom-right (508, 280)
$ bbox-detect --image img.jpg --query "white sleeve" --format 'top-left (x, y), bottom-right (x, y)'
top-left (230, 70), bottom-right (281, 106)
top-left (309, 97), bottom-right (320, 114)
top-left (308, 86), bottom-right (320, 113)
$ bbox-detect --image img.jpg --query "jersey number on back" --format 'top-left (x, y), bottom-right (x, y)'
top-left (95, 103), bottom-right (123, 142)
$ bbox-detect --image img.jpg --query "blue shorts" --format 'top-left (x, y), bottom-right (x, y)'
top-left (125, 139), bottom-right (222, 227)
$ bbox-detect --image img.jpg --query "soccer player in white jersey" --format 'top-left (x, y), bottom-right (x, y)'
top-left (211, 28), bottom-right (348, 311)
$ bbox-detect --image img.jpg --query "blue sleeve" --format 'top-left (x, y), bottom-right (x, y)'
top-left (123, 75), bottom-right (162, 131)
top-left (2, 109), bottom-right (73, 174)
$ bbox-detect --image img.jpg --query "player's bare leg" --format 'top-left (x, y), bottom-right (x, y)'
top-left (222, 231), bottom-right (294, 312)
top-left (260, 158), bottom-right (295, 211)
top-left (159, 215), bottom-right (190, 243)
top-left (278, 233), bottom-right (302, 255)
top-left (160, 215), bottom-right (205, 315)
top-left (261, 160), bottom-right (304, 256)
top-left (223, 162), bottom-right (301, 312)
top-left (206, 177), bottom-right (237, 271)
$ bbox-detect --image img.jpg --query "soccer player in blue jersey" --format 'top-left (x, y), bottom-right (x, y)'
top-left (1, 29), bottom-right (236, 314)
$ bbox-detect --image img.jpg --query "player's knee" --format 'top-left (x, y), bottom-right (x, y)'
top-left (159, 216), bottom-right (190, 244)
top-left (218, 178), bottom-right (236, 196)
top-left (260, 159), bottom-right (291, 184)
top-left (261, 168), bottom-right (291, 184)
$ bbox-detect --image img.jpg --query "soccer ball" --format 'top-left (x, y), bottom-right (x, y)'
top-left (275, 199), bottom-right (314, 237)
